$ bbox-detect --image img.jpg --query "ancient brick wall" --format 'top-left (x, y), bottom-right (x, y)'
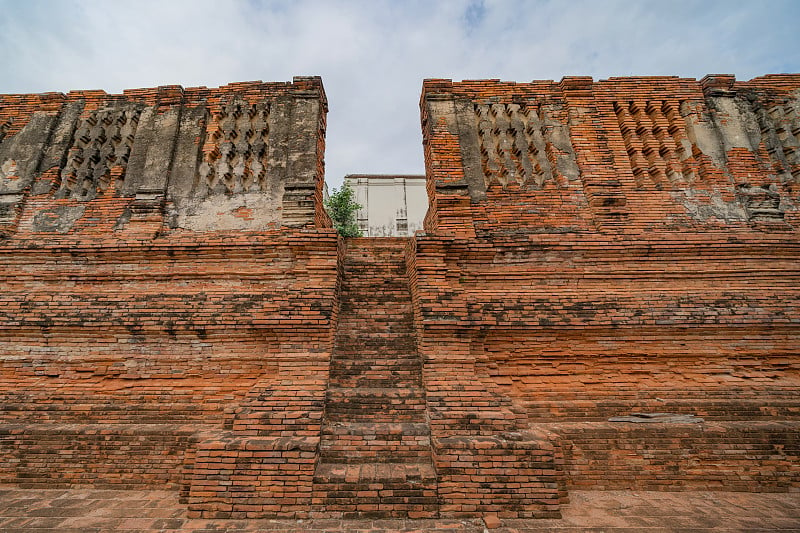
top-left (418, 74), bottom-right (800, 498)
top-left (0, 78), bottom-right (339, 516)
top-left (0, 73), bottom-right (798, 520)
top-left (0, 78), bottom-right (329, 236)
top-left (421, 74), bottom-right (800, 235)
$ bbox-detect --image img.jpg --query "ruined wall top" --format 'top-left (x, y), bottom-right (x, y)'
top-left (0, 77), bottom-right (329, 241)
top-left (421, 74), bottom-right (800, 237)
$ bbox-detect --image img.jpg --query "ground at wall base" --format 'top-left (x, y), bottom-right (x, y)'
top-left (0, 487), bottom-right (798, 532)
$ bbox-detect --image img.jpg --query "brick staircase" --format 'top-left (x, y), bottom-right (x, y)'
top-left (312, 238), bottom-right (438, 518)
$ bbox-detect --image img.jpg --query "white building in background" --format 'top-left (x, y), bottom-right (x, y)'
top-left (344, 174), bottom-right (427, 237)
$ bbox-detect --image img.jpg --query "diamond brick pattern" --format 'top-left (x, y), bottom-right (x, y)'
top-left (0, 73), bottom-right (798, 524)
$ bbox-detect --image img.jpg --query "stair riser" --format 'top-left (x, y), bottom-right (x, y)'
top-left (315, 240), bottom-right (436, 517)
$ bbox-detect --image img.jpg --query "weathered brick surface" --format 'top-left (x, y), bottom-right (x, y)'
top-left (0, 73), bottom-right (798, 522)
top-left (419, 74), bottom-right (800, 506)
top-left (0, 78), bottom-right (338, 518)
top-left (312, 239), bottom-right (438, 518)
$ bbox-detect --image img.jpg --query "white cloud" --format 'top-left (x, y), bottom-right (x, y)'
top-left (1, 0), bottom-right (798, 188)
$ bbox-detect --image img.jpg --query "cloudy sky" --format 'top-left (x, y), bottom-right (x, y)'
top-left (2, 0), bottom-right (799, 189)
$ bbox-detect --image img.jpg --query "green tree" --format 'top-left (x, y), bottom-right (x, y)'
top-left (325, 183), bottom-right (363, 238)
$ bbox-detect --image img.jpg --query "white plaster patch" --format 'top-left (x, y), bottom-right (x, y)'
top-left (176, 192), bottom-right (282, 231)
top-left (0, 158), bottom-right (17, 180)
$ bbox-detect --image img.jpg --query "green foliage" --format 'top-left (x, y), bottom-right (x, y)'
top-left (325, 183), bottom-right (363, 238)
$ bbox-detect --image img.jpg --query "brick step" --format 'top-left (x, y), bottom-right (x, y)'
top-left (336, 328), bottom-right (414, 335)
top-left (340, 287), bottom-right (409, 293)
top-left (340, 298), bottom-right (408, 303)
top-left (319, 422), bottom-right (432, 463)
top-left (322, 421), bottom-right (431, 437)
top-left (332, 345), bottom-right (419, 356)
top-left (330, 359), bottom-right (420, 372)
top-left (313, 461), bottom-right (437, 501)
top-left (341, 276), bottom-right (407, 285)
top-left (342, 255), bottom-right (409, 263)
top-left (314, 237), bottom-right (434, 517)
top-left (332, 352), bottom-right (417, 361)
top-left (329, 364), bottom-right (421, 381)
top-left (330, 352), bottom-right (420, 362)
top-left (334, 336), bottom-right (416, 346)
top-left (338, 298), bottom-right (411, 307)
top-left (311, 501), bottom-right (437, 519)
top-left (342, 260), bottom-right (408, 268)
top-left (343, 249), bottom-right (406, 258)
top-left (329, 368), bottom-right (420, 379)
top-left (338, 300), bottom-right (411, 310)
top-left (336, 309), bottom-right (412, 317)
top-left (329, 374), bottom-right (421, 389)
top-left (335, 321), bottom-right (413, 328)
top-left (333, 343), bottom-right (418, 354)
top-left (330, 352), bottom-right (420, 363)
top-left (333, 342), bottom-right (417, 351)
top-left (343, 243), bottom-right (409, 253)
top-left (343, 247), bottom-right (409, 257)
top-left (340, 276), bottom-right (406, 284)
top-left (340, 268), bottom-right (407, 277)
top-left (325, 411), bottom-right (426, 423)
top-left (325, 388), bottom-right (427, 422)
top-left (342, 265), bottom-right (406, 273)
top-left (326, 386), bottom-right (426, 402)
top-left (342, 246), bottom-right (409, 260)
top-left (319, 443), bottom-right (432, 463)
top-left (339, 316), bottom-right (414, 328)
top-left (337, 304), bottom-right (412, 312)
top-left (337, 309), bottom-right (411, 319)
top-left (341, 265), bottom-right (407, 275)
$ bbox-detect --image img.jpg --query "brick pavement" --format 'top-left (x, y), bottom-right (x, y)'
top-left (0, 487), bottom-right (798, 532)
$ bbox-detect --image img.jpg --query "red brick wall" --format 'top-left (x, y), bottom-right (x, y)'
top-left (418, 74), bottom-right (800, 494)
top-left (0, 72), bottom-right (798, 518)
top-left (0, 79), bottom-right (338, 517)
